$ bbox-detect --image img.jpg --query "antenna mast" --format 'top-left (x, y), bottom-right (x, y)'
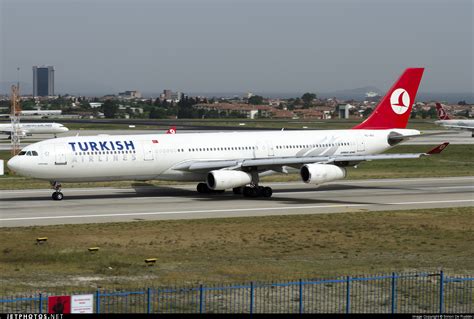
top-left (10, 80), bottom-right (22, 155)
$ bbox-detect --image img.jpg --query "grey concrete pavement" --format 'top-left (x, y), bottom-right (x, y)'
top-left (1, 176), bottom-right (472, 227)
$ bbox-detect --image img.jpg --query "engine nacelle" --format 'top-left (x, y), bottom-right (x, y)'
top-left (300, 164), bottom-right (346, 185)
top-left (207, 170), bottom-right (252, 190)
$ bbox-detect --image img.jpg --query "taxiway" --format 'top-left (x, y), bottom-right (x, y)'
top-left (1, 176), bottom-right (472, 227)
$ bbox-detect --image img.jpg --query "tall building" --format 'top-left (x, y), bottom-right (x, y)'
top-left (33, 66), bottom-right (55, 96)
top-left (163, 89), bottom-right (173, 100)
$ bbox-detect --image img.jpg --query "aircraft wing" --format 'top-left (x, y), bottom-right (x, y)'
top-left (172, 143), bottom-right (449, 172)
top-left (438, 124), bottom-right (474, 131)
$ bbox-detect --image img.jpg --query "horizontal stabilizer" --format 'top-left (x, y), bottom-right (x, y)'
top-left (426, 142), bottom-right (449, 155)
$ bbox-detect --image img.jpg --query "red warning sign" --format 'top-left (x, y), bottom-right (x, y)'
top-left (48, 295), bottom-right (71, 314)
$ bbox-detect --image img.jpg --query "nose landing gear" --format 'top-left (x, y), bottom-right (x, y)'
top-left (51, 181), bottom-right (64, 200)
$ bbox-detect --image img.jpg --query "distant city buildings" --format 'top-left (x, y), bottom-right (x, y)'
top-left (32, 66), bottom-right (55, 97)
top-left (337, 103), bottom-right (354, 119)
top-left (160, 89), bottom-right (183, 103)
top-left (89, 102), bottom-right (103, 108)
top-left (162, 89), bottom-right (173, 100)
top-left (195, 103), bottom-right (273, 119)
top-left (118, 90), bottom-right (142, 99)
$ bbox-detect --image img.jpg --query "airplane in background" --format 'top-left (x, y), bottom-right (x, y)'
top-left (435, 103), bottom-right (474, 137)
top-left (0, 122), bottom-right (69, 138)
top-left (0, 110), bottom-right (63, 119)
top-left (8, 68), bottom-right (449, 200)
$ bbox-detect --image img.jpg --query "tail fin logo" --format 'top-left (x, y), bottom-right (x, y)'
top-left (437, 107), bottom-right (446, 119)
top-left (436, 103), bottom-right (449, 120)
top-left (390, 88), bottom-right (411, 115)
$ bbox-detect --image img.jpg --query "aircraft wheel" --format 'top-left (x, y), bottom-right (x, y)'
top-left (197, 183), bottom-right (210, 194)
top-left (243, 186), bottom-right (258, 197)
top-left (233, 187), bottom-right (242, 195)
top-left (262, 187), bottom-right (273, 198)
top-left (243, 186), bottom-right (252, 197)
top-left (52, 192), bottom-right (64, 200)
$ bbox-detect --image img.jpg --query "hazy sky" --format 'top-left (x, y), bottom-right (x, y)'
top-left (1, 0), bottom-right (472, 95)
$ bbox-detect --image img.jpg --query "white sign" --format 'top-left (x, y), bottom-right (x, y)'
top-left (71, 294), bottom-right (94, 313)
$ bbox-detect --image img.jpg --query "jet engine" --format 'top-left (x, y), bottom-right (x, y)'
top-left (300, 164), bottom-right (346, 185)
top-left (207, 170), bottom-right (252, 190)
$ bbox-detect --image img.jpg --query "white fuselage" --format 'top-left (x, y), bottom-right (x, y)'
top-left (7, 129), bottom-right (418, 182)
top-left (0, 122), bottom-right (69, 135)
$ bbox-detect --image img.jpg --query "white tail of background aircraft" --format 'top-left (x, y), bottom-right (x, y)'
top-left (435, 103), bottom-right (474, 137)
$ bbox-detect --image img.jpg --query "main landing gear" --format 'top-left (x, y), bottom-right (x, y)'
top-left (231, 185), bottom-right (274, 197)
top-left (51, 181), bottom-right (64, 200)
top-left (197, 184), bottom-right (273, 198)
top-left (197, 167), bottom-right (273, 198)
top-left (241, 169), bottom-right (273, 198)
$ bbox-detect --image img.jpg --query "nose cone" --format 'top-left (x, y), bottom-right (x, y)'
top-left (61, 126), bottom-right (69, 132)
top-left (7, 156), bottom-right (20, 173)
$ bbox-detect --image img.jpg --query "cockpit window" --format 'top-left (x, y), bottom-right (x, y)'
top-left (32, 151), bottom-right (38, 156)
top-left (26, 151), bottom-right (32, 156)
top-left (18, 151), bottom-right (26, 156)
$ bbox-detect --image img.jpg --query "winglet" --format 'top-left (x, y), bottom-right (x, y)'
top-left (426, 142), bottom-right (449, 155)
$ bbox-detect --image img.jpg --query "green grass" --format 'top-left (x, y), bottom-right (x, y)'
top-left (64, 123), bottom-right (161, 130)
top-left (1, 144), bottom-right (472, 190)
top-left (1, 207), bottom-right (472, 294)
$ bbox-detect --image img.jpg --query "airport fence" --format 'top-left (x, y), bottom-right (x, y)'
top-left (1, 271), bottom-right (472, 313)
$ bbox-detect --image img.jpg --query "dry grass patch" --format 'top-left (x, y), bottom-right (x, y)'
top-left (0, 207), bottom-right (473, 294)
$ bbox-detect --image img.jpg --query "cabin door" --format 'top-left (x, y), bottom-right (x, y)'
top-left (143, 142), bottom-right (154, 161)
top-left (54, 144), bottom-right (67, 165)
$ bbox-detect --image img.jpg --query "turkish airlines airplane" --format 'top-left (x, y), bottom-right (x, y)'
top-left (435, 103), bottom-right (474, 137)
top-left (7, 68), bottom-right (449, 200)
top-left (0, 122), bottom-right (69, 138)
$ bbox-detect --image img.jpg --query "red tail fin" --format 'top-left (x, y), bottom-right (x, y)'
top-left (166, 126), bottom-right (177, 134)
top-left (353, 68), bottom-right (424, 129)
top-left (435, 103), bottom-right (451, 120)
top-left (426, 142), bottom-right (449, 155)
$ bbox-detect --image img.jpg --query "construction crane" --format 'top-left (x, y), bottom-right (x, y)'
top-left (10, 84), bottom-right (22, 155)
